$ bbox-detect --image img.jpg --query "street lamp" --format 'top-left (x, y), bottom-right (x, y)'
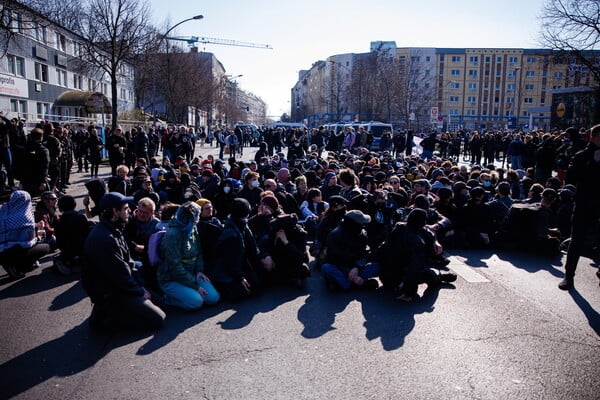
top-left (152, 14), bottom-right (204, 126)
top-left (514, 67), bottom-right (521, 130)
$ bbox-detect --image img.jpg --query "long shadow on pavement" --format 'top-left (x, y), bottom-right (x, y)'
top-left (569, 289), bottom-right (600, 336)
top-left (298, 274), bottom-right (455, 350)
top-left (137, 286), bottom-right (305, 356)
top-left (0, 321), bottom-right (154, 399)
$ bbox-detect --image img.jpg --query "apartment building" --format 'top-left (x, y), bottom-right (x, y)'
top-left (0, 3), bottom-right (135, 125)
top-left (292, 43), bottom-right (600, 131)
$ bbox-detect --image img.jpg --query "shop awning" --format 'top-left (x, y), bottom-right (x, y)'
top-left (54, 91), bottom-right (112, 114)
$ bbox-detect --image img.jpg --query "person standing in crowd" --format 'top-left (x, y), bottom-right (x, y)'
top-left (0, 111), bottom-right (16, 192)
top-left (106, 126), bottom-right (127, 177)
top-left (559, 124), bottom-right (600, 290)
top-left (82, 192), bottom-right (165, 331)
top-left (20, 128), bottom-right (50, 196)
top-left (86, 127), bottom-right (103, 179)
top-left (0, 190), bottom-right (51, 280)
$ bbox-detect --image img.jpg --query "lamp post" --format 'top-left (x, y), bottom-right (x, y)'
top-left (152, 14), bottom-right (203, 127)
top-left (514, 67), bottom-right (521, 130)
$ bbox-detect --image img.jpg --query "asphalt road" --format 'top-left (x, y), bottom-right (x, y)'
top-left (0, 143), bottom-right (599, 400)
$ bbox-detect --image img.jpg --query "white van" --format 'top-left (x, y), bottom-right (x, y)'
top-left (360, 121), bottom-right (393, 150)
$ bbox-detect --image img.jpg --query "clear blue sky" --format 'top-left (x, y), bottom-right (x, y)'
top-left (148, 0), bottom-right (547, 118)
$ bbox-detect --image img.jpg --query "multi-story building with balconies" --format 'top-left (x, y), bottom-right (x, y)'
top-left (293, 43), bottom-right (600, 131)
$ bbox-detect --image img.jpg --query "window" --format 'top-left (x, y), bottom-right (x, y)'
top-left (424, 69), bottom-right (430, 76)
top-left (496, 56), bottom-right (502, 62)
top-left (554, 72), bottom-right (563, 79)
top-left (468, 82), bottom-right (477, 91)
top-left (73, 74), bottom-right (83, 89)
top-left (525, 84), bottom-right (534, 90)
top-left (10, 99), bottom-right (27, 116)
top-left (451, 56), bottom-right (461, 62)
top-left (440, 55), bottom-right (445, 62)
top-left (526, 71), bottom-right (535, 77)
top-left (506, 97), bottom-right (514, 104)
top-left (450, 82), bottom-right (460, 89)
top-left (34, 62), bottom-right (48, 82)
top-left (3, 11), bottom-right (22, 32)
top-left (57, 69), bottom-right (67, 86)
top-left (36, 102), bottom-right (50, 120)
top-left (467, 96), bottom-right (476, 104)
top-left (7, 55), bottom-right (25, 77)
top-left (469, 56), bottom-right (479, 64)
top-left (508, 56), bottom-right (518, 64)
top-left (32, 22), bottom-right (46, 43)
top-left (55, 32), bottom-right (66, 52)
top-left (101, 83), bottom-right (108, 95)
top-left (425, 56), bottom-right (431, 62)
top-left (72, 41), bottom-right (81, 57)
top-left (524, 98), bottom-right (533, 104)
top-left (451, 69), bottom-right (460, 76)
top-left (466, 109), bottom-right (476, 116)
top-left (485, 56), bottom-right (491, 62)
top-left (527, 57), bottom-right (536, 63)
top-left (450, 96), bottom-right (459, 102)
top-left (507, 83), bottom-right (515, 92)
top-left (469, 70), bottom-right (478, 77)
top-left (120, 88), bottom-right (127, 100)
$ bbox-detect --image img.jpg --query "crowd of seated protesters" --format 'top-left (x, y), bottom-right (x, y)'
top-left (2, 123), bottom-right (599, 330)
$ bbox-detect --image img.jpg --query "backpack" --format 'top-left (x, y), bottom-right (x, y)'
top-left (147, 229), bottom-right (166, 267)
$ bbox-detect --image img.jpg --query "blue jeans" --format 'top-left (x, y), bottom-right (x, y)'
top-left (160, 277), bottom-right (220, 310)
top-left (321, 262), bottom-right (380, 290)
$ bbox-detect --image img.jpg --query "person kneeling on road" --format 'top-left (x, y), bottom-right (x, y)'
top-left (82, 192), bottom-right (165, 331)
top-left (157, 202), bottom-right (220, 311)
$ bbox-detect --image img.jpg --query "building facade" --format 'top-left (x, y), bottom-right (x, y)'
top-left (292, 43), bottom-right (600, 131)
top-left (0, 3), bottom-right (135, 126)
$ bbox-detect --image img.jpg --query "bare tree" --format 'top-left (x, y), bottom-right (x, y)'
top-left (72, 0), bottom-right (154, 130)
top-left (20, 0), bottom-right (81, 31)
top-left (539, 0), bottom-right (600, 84)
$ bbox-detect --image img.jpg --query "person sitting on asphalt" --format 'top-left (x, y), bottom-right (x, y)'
top-left (34, 190), bottom-right (59, 250)
top-left (0, 190), bottom-right (51, 280)
top-left (82, 192), bottom-right (165, 331)
top-left (256, 213), bottom-right (310, 289)
top-left (321, 209), bottom-right (380, 291)
top-left (206, 198), bottom-right (272, 301)
top-left (123, 197), bottom-right (161, 291)
top-left (53, 195), bottom-right (90, 276)
top-left (157, 201), bottom-right (220, 311)
top-left (379, 208), bottom-right (457, 302)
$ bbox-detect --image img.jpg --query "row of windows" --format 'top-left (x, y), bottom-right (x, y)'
top-left (5, 55), bottom-right (134, 98)
top-left (449, 55), bottom-right (540, 64)
top-left (450, 96), bottom-right (537, 104)
top-left (447, 68), bottom-right (565, 79)
top-left (9, 99), bottom-right (51, 120)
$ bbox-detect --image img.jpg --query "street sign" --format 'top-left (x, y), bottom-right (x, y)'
top-left (430, 107), bottom-right (438, 124)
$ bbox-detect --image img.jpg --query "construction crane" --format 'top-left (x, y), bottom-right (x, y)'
top-left (165, 36), bottom-right (272, 50)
